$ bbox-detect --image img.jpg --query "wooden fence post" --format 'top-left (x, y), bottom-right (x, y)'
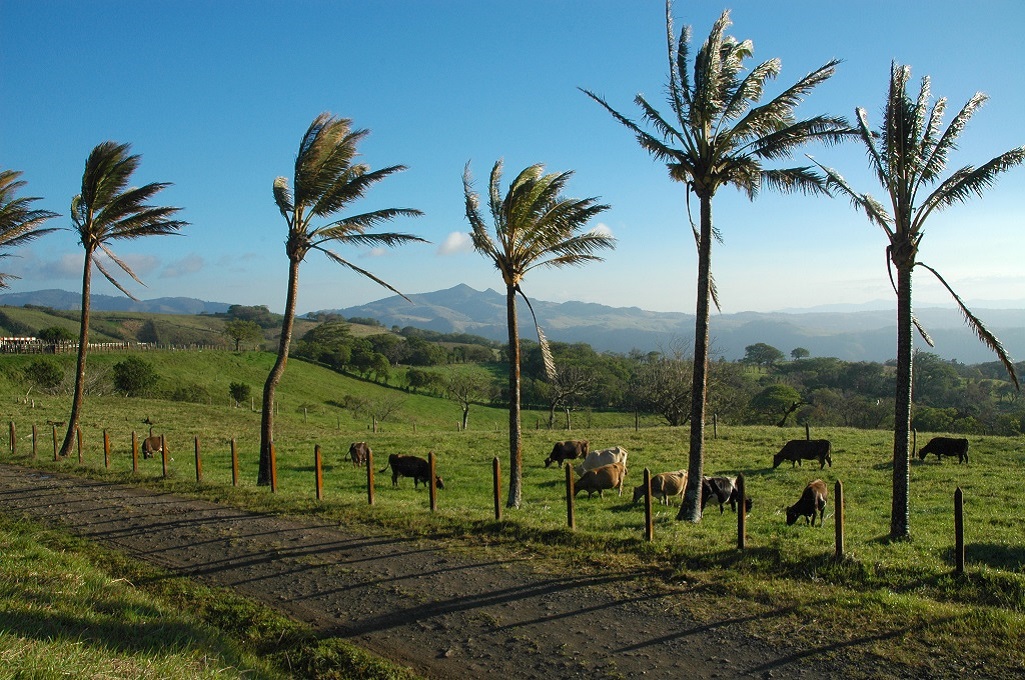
top-left (428, 451), bottom-right (438, 512)
top-left (954, 486), bottom-right (965, 575)
top-left (9, 421), bottom-right (14, 455)
top-left (103, 430), bottom-right (110, 469)
top-left (805, 423), bottom-right (811, 440)
top-left (76, 427), bottom-right (82, 463)
top-left (565, 462), bottom-right (575, 531)
top-left (132, 431), bottom-right (139, 473)
top-left (643, 468), bottom-right (653, 542)
top-left (713, 413), bottom-right (718, 439)
top-left (492, 457), bottom-right (502, 521)
top-left (737, 474), bottom-right (747, 551)
top-left (194, 437), bottom-right (202, 483)
top-left (315, 445), bottom-right (323, 501)
top-left (230, 438), bottom-right (238, 487)
top-left (835, 480), bottom-right (845, 559)
top-left (31, 424), bottom-right (37, 459)
top-left (52, 425), bottom-right (57, 461)
top-left (366, 449), bottom-right (375, 506)
top-left (269, 442), bottom-right (277, 493)
top-left (160, 434), bottom-right (168, 478)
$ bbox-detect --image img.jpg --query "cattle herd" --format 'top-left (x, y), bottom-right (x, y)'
top-left (341, 435), bottom-right (970, 526)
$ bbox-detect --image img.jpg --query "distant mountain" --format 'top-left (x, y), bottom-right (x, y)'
top-left (0, 289), bottom-right (231, 315)
top-left (325, 283), bottom-right (1025, 364)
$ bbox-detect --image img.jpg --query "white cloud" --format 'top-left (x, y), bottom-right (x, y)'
top-left (367, 247), bottom-right (388, 258)
top-left (437, 231), bottom-right (473, 255)
top-left (160, 253), bottom-right (205, 278)
top-left (38, 253), bottom-right (83, 279)
top-left (589, 223), bottom-right (614, 239)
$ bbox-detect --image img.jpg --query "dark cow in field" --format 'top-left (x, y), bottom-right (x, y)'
top-left (786, 479), bottom-right (828, 526)
top-left (348, 442), bottom-right (371, 468)
top-left (574, 463), bottom-right (627, 499)
top-left (773, 439), bottom-right (832, 469)
top-left (141, 435), bottom-right (164, 460)
top-left (918, 436), bottom-right (969, 464)
top-left (632, 470), bottom-right (687, 506)
top-left (544, 439), bottom-right (589, 468)
top-left (379, 453), bottom-right (444, 489)
top-left (701, 476), bottom-right (752, 514)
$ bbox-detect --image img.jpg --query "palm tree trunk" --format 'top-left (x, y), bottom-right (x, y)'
top-left (678, 194), bottom-right (712, 522)
top-left (259, 256), bottom-right (301, 485)
top-left (59, 250), bottom-right (94, 458)
top-left (890, 263), bottom-right (913, 540)
top-left (506, 284), bottom-right (522, 508)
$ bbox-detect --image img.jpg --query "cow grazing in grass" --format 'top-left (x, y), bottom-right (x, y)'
top-left (918, 437), bottom-right (969, 464)
top-left (348, 442), bottom-right (371, 468)
top-left (379, 454), bottom-right (444, 490)
top-left (701, 476), bottom-right (752, 514)
top-left (632, 470), bottom-right (687, 506)
top-left (773, 440), bottom-right (832, 469)
top-left (574, 463), bottom-right (627, 499)
top-left (574, 446), bottom-right (628, 476)
top-left (142, 435), bottom-right (164, 460)
top-left (544, 440), bottom-right (589, 468)
top-left (786, 479), bottom-right (828, 526)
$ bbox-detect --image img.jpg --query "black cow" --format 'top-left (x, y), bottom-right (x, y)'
top-left (786, 479), bottom-right (828, 526)
top-left (700, 476), bottom-right (752, 514)
top-left (773, 440), bottom-right (832, 469)
top-left (917, 437), bottom-right (969, 464)
top-left (348, 442), bottom-right (371, 468)
top-left (379, 454), bottom-right (444, 489)
top-left (544, 440), bottom-right (589, 468)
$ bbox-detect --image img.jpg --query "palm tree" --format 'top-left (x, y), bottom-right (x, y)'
top-left (0, 169), bottom-right (60, 287)
top-left (463, 160), bottom-right (613, 508)
top-left (260, 113), bottom-right (425, 485)
top-left (582, 2), bottom-right (848, 521)
top-left (810, 63), bottom-right (1024, 540)
top-left (60, 142), bottom-right (187, 458)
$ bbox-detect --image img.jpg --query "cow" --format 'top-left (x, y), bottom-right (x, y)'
top-left (773, 439), bottom-right (832, 469)
top-left (574, 463), bottom-right (627, 499)
top-left (632, 470), bottom-right (687, 506)
top-left (786, 479), bottom-right (828, 526)
top-left (544, 440), bottom-right (589, 468)
top-left (701, 476), bottom-right (752, 514)
top-left (574, 446), bottom-right (628, 476)
top-left (379, 454), bottom-right (444, 490)
top-left (141, 435), bottom-right (164, 460)
top-left (348, 442), bottom-right (371, 468)
top-left (918, 436), bottom-right (969, 464)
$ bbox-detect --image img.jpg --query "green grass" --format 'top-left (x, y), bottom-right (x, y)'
top-left (2, 348), bottom-right (1025, 674)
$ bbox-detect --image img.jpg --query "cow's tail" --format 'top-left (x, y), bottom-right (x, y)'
top-left (378, 461), bottom-right (391, 474)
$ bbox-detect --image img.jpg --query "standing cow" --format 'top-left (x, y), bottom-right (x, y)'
top-left (574, 446), bottom-right (628, 476)
top-left (574, 463), bottom-right (627, 499)
top-left (142, 435), bottom-right (164, 460)
top-left (773, 440), bottom-right (832, 469)
top-left (701, 476), bottom-right (752, 514)
top-left (379, 454), bottom-right (444, 489)
top-left (348, 442), bottom-right (371, 468)
top-left (786, 479), bottom-right (828, 526)
top-left (917, 437), bottom-right (969, 464)
top-left (544, 440), bottom-right (589, 468)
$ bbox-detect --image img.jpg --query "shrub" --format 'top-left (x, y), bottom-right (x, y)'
top-left (228, 382), bottom-right (251, 407)
top-left (23, 359), bottom-right (64, 392)
top-left (112, 357), bottom-right (159, 397)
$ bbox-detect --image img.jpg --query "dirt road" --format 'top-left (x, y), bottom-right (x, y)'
top-left (0, 463), bottom-right (861, 678)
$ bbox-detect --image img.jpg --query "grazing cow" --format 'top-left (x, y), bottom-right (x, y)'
top-left (141, 435), bottom-right (164, 460)
top-left (632, 470), bottom-right (687, 506)
top-left (574, 463), bottom-right (627, 499)
top-left (786, 479), bottom-right (828, 526)
top-left (773, 440), bottom-right (832, 469)
top-left (574, 446), bottom-right (629, 476)
top-left (544, 439), bottom-right (589, 468)
top-left (348, 442), bottom-right (371, 468)
top-left (701, 476), bottom-right (752, 514)
top-left (918, 437), bottom-right (969, 464)
top-left (379, 454), bottom-right (444, 490)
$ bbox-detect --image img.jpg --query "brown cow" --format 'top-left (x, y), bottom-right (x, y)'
top-left (141, 435), bottom-right (164, 460)
top-left (786, 479), bottom-right (828, 526)
top-left (379, 453), bottom-right (444, 489)
top-left (574, 463), bottom-right (627, 499)
top-left (632, 470), bottom-right (687, 506)
top-left (349, 442), bottom-right (371, 468)
top-left (544, 440), bottom-right (589, 468)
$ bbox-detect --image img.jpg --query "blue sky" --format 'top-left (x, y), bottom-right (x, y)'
top-left (2, 0), bottom-right (1023, 315)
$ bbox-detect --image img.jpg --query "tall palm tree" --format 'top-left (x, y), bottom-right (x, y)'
top-left (260, 113), bottom-right (425, 485)
top-left (810, 63), bottom-right (1023, 540)
top-left (463, 160), bottom-right (613, 508)
top-left (0, 169), bottom-right (60, 288)
top-left (60, 142), bottom-right (187, 458)
top-left (582, 2), bottom-right (848, 521)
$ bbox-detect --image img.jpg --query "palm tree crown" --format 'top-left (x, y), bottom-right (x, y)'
top-left (0, 170), bottom-right (60, 288)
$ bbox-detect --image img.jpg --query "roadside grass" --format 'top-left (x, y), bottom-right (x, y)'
top-left (2, 349), bottom-right (1025, 673)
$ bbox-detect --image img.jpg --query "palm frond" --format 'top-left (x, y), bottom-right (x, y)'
top-left (312, 163), bottom-right (409, 218)
top-left (911, 314), bottom-right (935, 347)
top-left (0, 170), bottom-right (60, 260)
top-left (808, 157), bottom-right (894, 235)
top-left (760, 166), bottom-right (830, 196)
top-left (80, 141), bottom-right (138, 210)
top-left (316, 246), bottom-right (413, 303)
top-left (93, 253), bottom-right (141, 301)
top-left (918, 147), bottom-right (1025, 221)
top-left (312, 227), bottom-right (427, 250)
top-left (516, 284), bottom-right (557, 381)
top-left (920, 91), bottom-right (986, 185)
top-left (98, 242), bottom-right (144, 286)
top-left (273, 177), bottom-right (294, 221)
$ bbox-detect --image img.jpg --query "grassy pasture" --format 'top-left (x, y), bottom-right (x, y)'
top-left (2, 349), bottom-right (1025, 673)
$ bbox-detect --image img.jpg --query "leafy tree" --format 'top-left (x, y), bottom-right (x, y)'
top-left (59, 142), bottom-right (186, 457)
top-left (811, 63), bottom-right (1024, 540)
top-left (37, 325), bottom-right (75, 345)
top-left (229, 381), bottom-right (251, 407)
top-left (226, 304), bottom-right (278, 328)
top-left (584, 5), bottom-right (846, 522)
top-left (464, 160), bottom-right (612, 508)
top-left (0, 169), bottom-right (59, 288)
top-left (293, 321), bottom-right (354, 369)
top-left (406, 368), bottom-right (443, 394)
top-left (446, 370), bottom-right (497, 430)
top-left (750, 383), bottom-right (803, 426)
top-left (223, 319), bottom-right (263, 351)
top-left (260, 112), bottom-right (424, 485)
top-left (630, 354), bottom-right (693, 426)
top-left (743, 343), bottom-right (784, 368)
top-left (791, 347), bottom-right (810, 360)
top-left (23, 359), bottom-right (63, 392)
top-left (112, 356), bottom-right (159, 397)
